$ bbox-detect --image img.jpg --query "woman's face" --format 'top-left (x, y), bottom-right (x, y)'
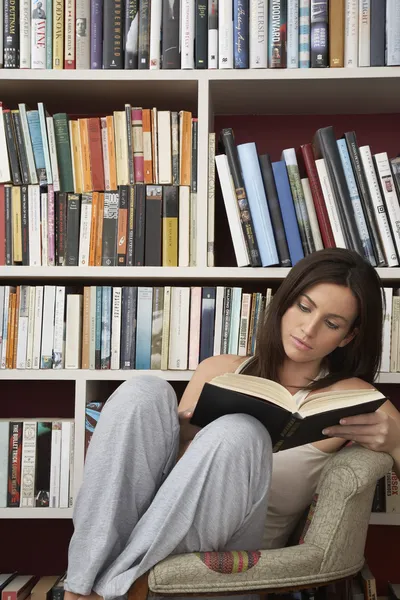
top-left (280, 282), bottom-right (359, 365)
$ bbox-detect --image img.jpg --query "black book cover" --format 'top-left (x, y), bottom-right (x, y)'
top-left (195, 0), bottom-right (208, 68)
top-left (127, 185), bottom-right (135, 266)
top-left (191, 383), bottom-right (386, 452)
top-left (199, 287), bottom-right (216, 361)
top-left (344, 131), bottom-right (386, 267)
top-left (138, 0), bottom-right (150, 69)
top-left (313, 126), bottom-right (364, 255)
top-left (103, 0), bottom-right (123, 68)
top-left (3, 111), bottom-right (21, 185)
top-left (124, 0), bottom-right (139, 68)
top-left (35, 422), bottom-right (52, 507)
top-left (118, 184), bottom-right (129, 265)
top-left (4, 0), bottom-right (19, 68)
top-left (121, 286), bottom-right (137, 369)
top-left (56, 192), bottom-right (67, 266)
top-left (21, 185), bottom-right (29, 265)
top-left (12, 111), bottom-right (30, 184)
top-left (370, 0), bottom-right (386, 67)
top-left (145, 184), bottom-right (162, 266)
top-left (259, 154), bottom-right (291, 267)
top-left (134, 183), bottom-right (146, 265)
top-left (161, 0), bottom-right (180, 68)
top-left (102, 191), bottom-right (119, 266)
top-left (7, 422), bottom-right (22, 507)
top-left (5, 185), bottom-right (12, 265)
top-left (66, 194), bottom-right (81, 266)
top-left (310, 0), bottom-right (328, 68)
top-left (220, 128), bottom-right (262, 267)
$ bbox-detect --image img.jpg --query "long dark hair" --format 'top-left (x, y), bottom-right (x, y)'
top-left (244, 248), bottom-right (384, 390)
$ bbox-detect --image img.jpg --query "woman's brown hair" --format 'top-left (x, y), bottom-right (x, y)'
top-left (243, 248), bottom-right (384, 390)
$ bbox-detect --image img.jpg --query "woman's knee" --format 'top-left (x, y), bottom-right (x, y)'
top-left (199, 413), bottom-right (272, 456)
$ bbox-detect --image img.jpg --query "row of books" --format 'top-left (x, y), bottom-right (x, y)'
top-left (0, 420), bottom-right (74, 509)
top-left (0, 184), bottom-right (194, 267)
top-left (217, 126), bottom-right (400, 268)
top-left (0, 104), bottom-right (196, 192)
top-left (1, 0), bottom-right (399, 70)
top-left (0, 285), bottom-right (269, 371)
top-left (372, 470), bottom-right (400, 513)
top-left (0, 573), bottom-right (66, 600)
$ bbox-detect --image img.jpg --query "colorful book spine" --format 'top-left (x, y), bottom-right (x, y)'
top-left (234, 0), bottom-right (249, 67)
top-left (268, 0), bottom-right (287, 68)
top-left (310, 0), bottom-right (328, 67)
top-left (299, 0), bottom-right (310, 67)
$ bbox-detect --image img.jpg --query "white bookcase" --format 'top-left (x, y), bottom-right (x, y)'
top-left (0, 67), bottom-right (399, 526)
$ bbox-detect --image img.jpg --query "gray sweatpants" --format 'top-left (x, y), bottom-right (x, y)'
top-left (65, 375), bottom-right (273, 600)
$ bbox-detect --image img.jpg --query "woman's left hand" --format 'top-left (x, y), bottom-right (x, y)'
top-left (322, 409), bottom-right (400, 454)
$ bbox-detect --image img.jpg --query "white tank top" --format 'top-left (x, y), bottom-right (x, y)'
top-left (235, 357), bottom-right (333, 549)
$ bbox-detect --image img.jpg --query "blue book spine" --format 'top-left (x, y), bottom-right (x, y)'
top-left (228, 287), bottom-right (242, 355)
top-left (234, 0), bottom-right (249, 67)
top-left (101, 286), bottom-right (112, 369)
top-left (95, 286), bottom-right (102, 369)
top-left (46, 0), bottom-right (53, 68)
top-left (337, 139), bottom-right (376, 266)
top-left (26, 110), bottom-right (47, 184)
top-left (299, 0), bottom-right (310, 67)
top-left (272, 161), bottom-right (304, 265)
top-left (310, 0), bottom-right (328, 67)
top-left (199, 287), bottom-right (216, 362)
top-left (237, 143), bottom-right (279, 266)
top-left (135, 287), bottom-right (153, 369)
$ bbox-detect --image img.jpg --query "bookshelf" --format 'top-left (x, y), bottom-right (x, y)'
top-left (0, 68), bottom-right (399, 586)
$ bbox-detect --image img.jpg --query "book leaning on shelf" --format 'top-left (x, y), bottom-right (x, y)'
top-left (190, 373), bottom-right (386, 452)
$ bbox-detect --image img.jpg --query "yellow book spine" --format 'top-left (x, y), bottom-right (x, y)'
top-left (106, 115), bottom-right (118, 191)
top-left (11, 186), bottom-right (22, 263)
top-left (162, 218), bottom-right (178, 267)
top-left (53, 0), bottom-right (64, 69)
top-left (69, 120), bottom-right (83, 194)
top-left (79, 118), bottom-right (93, 192)
top-left (113, 111), bottom-right (129, 187)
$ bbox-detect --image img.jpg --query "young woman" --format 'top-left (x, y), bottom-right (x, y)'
top-left (64, 248), bottom-right (400, 600)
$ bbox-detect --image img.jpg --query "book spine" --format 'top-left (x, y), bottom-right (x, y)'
top-left (287, 0), bottom-right (298, 68)
top-left (310, 0), bottom-right (328, 67)
top-left (91, 0), bottom-right (103, 68)
top-left (66, 194), bottom-right (81, 266)
top-left (149, 0), bottom-right (162, 68)
top-left (111, 287), bottom-right (122, 369)
top-left (299, 0), bottom-right (310, 68)
top-left (195, 0), bottom-right (208, 68)
top-left (7, 422), bottom-right (22, 507)
top-left (144, 184), bottom-right (162, 266)
top-left (218, 0), bottom-right (233, 67)
top-left (127, 186), bottom-right (135, 265)
top-left (20, 0), bottom-right (30, 68)
top-left (46, 0), bottom-right (52, 67)
top-left (234, 0), bottom-right (249, 68)
top-left (4, 0), bottom-right (19, 68)
top-left (76, 0), bottom-right (91, 68)
top-left (52, 0), bottom-right (64, 68)
top-left (386, 0), bottom-right (400, 65)
top-left (117, 185), bottom-right (128, 265)
top-left (102, 191), bottom-right (119, 266)
top-left (135, 287), bottom-right (153, 370)
top-left (102, 0), bottom-right (123, 68)
top-left (249, 0), bottom-right (268, 68)
top-left (124, 0), bottom-right (138, 68)
top-left (374, 152), bottom-right (400, 258)
top-left (52, 285), bottom-right (65, 369)
top-left (134, 183), bottom-right (146, 266)
top-left (181, 0), bottom-right (195, 68)
top-left (268, 0), bottom-right (287, 68)
top-left (12, 111), bottom-right (30, 184)
top-left (344, 0), bottom-right (358, 67)
top-left (358, 0), bottom-right (370, 67)
top-left (3, 111), bottom-right (22, 184)
top-left (370, 0), bottom-right (385, 66)
top-left (150, 286), bottom-right (164, 369)
top-left (138, 0), bottom-right (150, 68)
top-left (64, 0), bottom-right (76, 68)
top-left (132, 108), bottom-right (144, 183)
top-left (314, 158), bottom-right (346, 248)
top-left (329, 0), bottom-right (344, 67)
top-left (46, 116), bottom-right (60, 191)
top-left (161, 0), bottom-right (180, 68)
top-left (208, 0), bottom-right (218, 67)
top-left (31, 0), bottom-right (46, 69)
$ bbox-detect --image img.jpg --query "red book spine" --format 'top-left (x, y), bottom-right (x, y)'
top-left (88, 118), bottom-right (105, 191)
top-left (7, 422), bottom-right (22, 507)
top-left (300, 143), bottom-right (335, 248)
top-left (0, 185), bottom-right (5, 265)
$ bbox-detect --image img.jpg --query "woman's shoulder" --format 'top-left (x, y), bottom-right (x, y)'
top-left (194, 354), bottom-right (247, 378)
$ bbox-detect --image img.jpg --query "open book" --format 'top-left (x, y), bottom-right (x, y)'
top-left (190, 373), bottom-right (386, 452)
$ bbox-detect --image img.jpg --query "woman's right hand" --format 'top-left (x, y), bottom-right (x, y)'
top-left (178, 406), bottom-right (201, 444)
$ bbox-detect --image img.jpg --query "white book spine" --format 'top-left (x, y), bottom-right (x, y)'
top-left (213, 286), bottom-right (225, 356)
top-left (65, 294), bottom-right (83, 369)
top-left (208, 0), bottom-right (218, 68)
top-left (38, 104), bottom-right (53, 184)
top-left (299, 0), bottom-right (310, 67)
top-left (249, 0), bottom-right (268, 68)
top-left (179, 186), bottom-right (190, 267)
top-left (68, 422), bottom-right (75, 507)
top-left (0, 422), bottom-right (9, 507)
top-left (40, 285), bottom-right (56, 368)
top-left (0, 286), bottom-right (10, 369)
top-left (28, 185), bottom-right (41, 266)
top-left (46, 117), bottom-right (60, 192)
top-left (181, 0), bottom-right (195, 68)
top-left (20, 422), bottom-right (37, 507)
top-left (26, 285), bottom-right (36, 369)
top-left (75, 0), bottom-right (90, 68)
top-left (386, 0), bottom-right (400, 66)
top-left (157, 111), bottom-right (172, 184)
top-left (89, 286), bottom-right (96, 369)
top-left (78, 193), bottom-right (92, 266)
top-left (218, 0), bottom-right (233, 67)
top-left (188, 286), bottom-right (202, 371)
top-left (345, 0), bottom-right (359, 67)
top-left (287, 0), bottom-right (299, 68)
top-left (41, 191), bottom-right (48, 266)
top-left (18, 104), bottom-right (38, 184)
top-left (20, 0), bottom-right (31, 68)
top-left (149, 0), bottom-right (162, 68)
top-left (315, 158), bottom-right (347, 249)
top-left (358, 0), bottom-right (370, 66)
top-left (374, 152), bottom-right (400, 258)
top-left (49, 422), bottom-right (62, 508)
top-left (0, 286), bottom-right (4, 361)
top-left (168, 287), bottom-right (190, 370)
top-left (100, 117), bottom-right (111, 192)
top-left (111, 287), bottom-right (122, 370)
top-left (59, 421), bottom-right (72, 508)
top-left (381, 288), bottom-right (393, 373)
top-left (64, 0), bottom-right (76, 67)
top-left (359, 146), bottom-right (398, 267)
top-left (301, 177), bottom-right (323, 250)
top-left (207, 133), bottom-right (216, 267)
top-left (390, 296), bottom-right (400, 373)
top-left (215, 154), bottom-right (250, 267)
top-left (151, 108), bottom-right (159, 184)
top-left (160, 286), bottom-right (171, 370)
top-left (228, 287), bottom-right (242, 355)
top-left (31, 0), bottom-right (46, 68)
top-left (0, 109), bottom-right (11, 183)
top-left (16, 285), bottom-right (30, 369)
top-left (238, 292), bottom-right (251, 356)
top-left (52, 285), bottom-right (65, 369)
top-left (32, 285), bottom-right (44, 369)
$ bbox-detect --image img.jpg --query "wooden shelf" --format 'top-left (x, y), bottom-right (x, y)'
top-left (370, 513), bottom-right (400, 526)
top-left (0, 508), bottom-right (73, 518)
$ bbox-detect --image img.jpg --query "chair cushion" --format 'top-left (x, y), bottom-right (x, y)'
top-left (196, 550), bottom-right (262, 574)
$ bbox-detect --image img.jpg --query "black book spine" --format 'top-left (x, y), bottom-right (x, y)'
top-left (102, 191), bottom-right (119, 266)
top-left (7, 422), bottom-right (22, 507)
top-left (259, 154), bottom-right (291, 267)
top-left (66, 194), bottom-right (81, 266)
top-left (134, 184), bottom-right (146, 265)
top-left (161, 0), bottom-right (180, 68)
top-left (370, 0), bottom-right (386, 67)
top-left (124, 0), bottom-right (139, 68)
top-left (56, 192), bottom-right (67, 266)
top-left (144, 184), bottom-right (162, 266)
top-left (35, 422), bottom-right (52, 507)
top-left (5, 186), bottom-right (12, 265)
top-left (126, 185), bottom-right (135, 266)
top-left (195, 0), bottom-right (208, 68)
top-left (138, 0), bottom-right (150, 69)
top-left (121, 287), bottom-right (137, 369)
top-left (102, 0), bottom-right (123, 68)
top-left (344, 131), bottom-right (387, 267)
top-left (313, 126), bottom-right (364, 256)
top-left (12, 111), bottom-right (30, 184)
top-left (118, 185), bottom-right (129, 265)
top-left (125, 106), bottom-right (135, 186)
top-left (220, 128), bottom-right (261, 267)
top-left (4, 0), bottom-right (19, 68)
top-left (310, 0), bottom-right (328, 68)
top-left (3, 111), bottom-right (22, 185)
top-left (21, 185), bottom-right (29, 266)
top-left (199, 287), bottom-right (216, 361)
